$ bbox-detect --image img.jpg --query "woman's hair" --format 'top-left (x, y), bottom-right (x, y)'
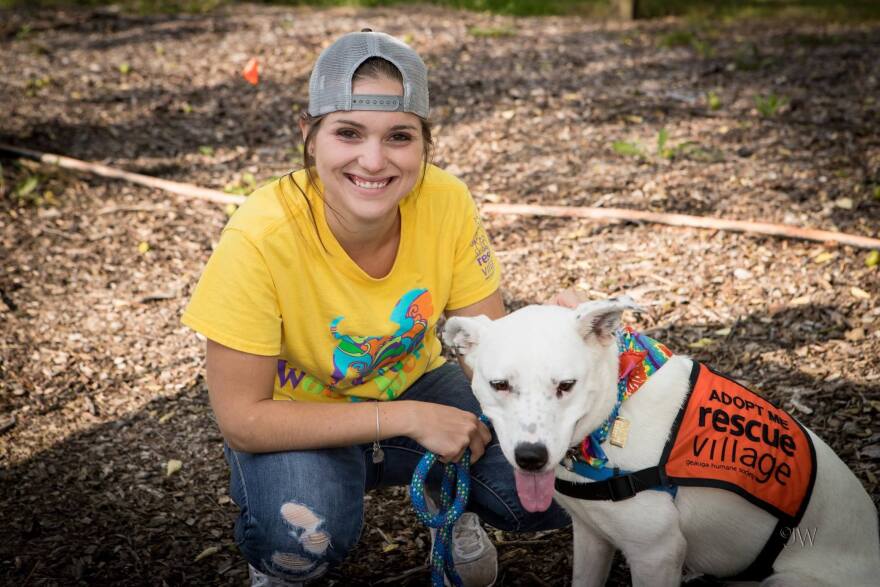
top-left (280, 57), bottom-right (434, 247)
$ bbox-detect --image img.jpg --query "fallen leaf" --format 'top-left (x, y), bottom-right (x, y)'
top-left (790, 295), bottom-right (811, 306)
top-left (0, 414), bottom-right (16, 435)
top-left (834, 197), bottom-right (853, 209)
top-left (194, 546), bottom-right (220, 562)
top-left (866, 250), bottom-right (880, 267)
top-left (714, 327), bottom-right (732, 336)
top-left (859, 445), bottom-right (880, 460)
top-left (688, 338), bottom-right (715, 349)
top-left (138, 241), bottom-right (150, 254)
top-left (166, 459), bottom-right (183, 477)
top-left (224, 203), bottom-right (238, 216)
top-left (787, 397), bottom-right (813, 415)
top-left (382, 543), bottom-right (399, 553)
top-left (851, 287), bottom-right (871, 300)
top-left (813, 251), bottom-right (836, 264)
top-left (845, 327), bottom-right (865, 341)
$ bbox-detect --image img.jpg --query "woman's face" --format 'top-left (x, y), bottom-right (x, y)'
top-left (306, 76), bottom-right (425, 231)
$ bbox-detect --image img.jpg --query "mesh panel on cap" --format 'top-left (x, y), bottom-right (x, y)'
top-left (307, 32), bottom-right (429, 118)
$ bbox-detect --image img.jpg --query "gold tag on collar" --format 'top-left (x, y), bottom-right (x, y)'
top-left (609, 417), bottom-right (630, 448)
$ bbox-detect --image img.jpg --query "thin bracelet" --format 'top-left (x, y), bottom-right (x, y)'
top-left (372, 402), bottom-right (384, 464)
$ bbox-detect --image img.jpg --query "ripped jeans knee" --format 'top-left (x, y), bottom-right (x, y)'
top-left (225, 445), bottom-right (366, 583)
top-left (237, 498), bottom-right (363, 582)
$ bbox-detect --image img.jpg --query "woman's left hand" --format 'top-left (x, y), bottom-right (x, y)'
top-left (545, 287), bottom-right (589, 309)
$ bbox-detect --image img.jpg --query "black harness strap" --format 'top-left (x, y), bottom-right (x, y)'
top-left (554, 466), bottom-right (665, 502)
top-left (721, 518), bottom-right (789, 582)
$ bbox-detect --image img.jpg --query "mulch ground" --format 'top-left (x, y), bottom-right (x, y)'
top-left (1, 4), bottom-right (878, 586)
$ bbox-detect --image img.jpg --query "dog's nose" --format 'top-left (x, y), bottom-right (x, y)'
top-left (514, 442), bottom-right (548, 471)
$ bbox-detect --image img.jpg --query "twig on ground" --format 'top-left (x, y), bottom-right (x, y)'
top-left (480, 202), bottom-right (880, 250)
top-left (2, 143), bottom-right (879, 250)
top-left (373, 564), bottom-right (427, 584)
top-left (97, 204), bottom-right (168, 215)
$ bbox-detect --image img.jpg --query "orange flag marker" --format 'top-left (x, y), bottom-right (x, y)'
top-left (242, 58), bottom-right (259, 85)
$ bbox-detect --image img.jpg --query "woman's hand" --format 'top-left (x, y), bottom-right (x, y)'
top-left (407, 402), bottom-right (492, 464)
top-left (545, 287), bottom-right (590, 309)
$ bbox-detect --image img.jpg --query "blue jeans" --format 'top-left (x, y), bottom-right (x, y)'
top-left (224, 362), bottom-right (571, 582)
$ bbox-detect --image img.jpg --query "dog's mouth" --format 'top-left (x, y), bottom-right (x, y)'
top-left (514, 469), bottom-right (556, 512)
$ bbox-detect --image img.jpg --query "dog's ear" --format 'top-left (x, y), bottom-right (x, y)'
top-left (575, 295), bottom-right (642, 344)
top-left (442, 315), bottom-right (492, 358)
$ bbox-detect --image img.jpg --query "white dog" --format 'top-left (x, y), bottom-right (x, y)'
top-left (444, 297), bottom-right (880, 586)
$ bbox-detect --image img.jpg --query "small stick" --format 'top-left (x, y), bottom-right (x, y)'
top-left (2, 143), bottom-right (878, 249)
top-left (0, 143), bottom-right (243, 206)
top-left (373, 564), bottom-right (428, 584)
top-left (480, 202), bottom-right (880, 250)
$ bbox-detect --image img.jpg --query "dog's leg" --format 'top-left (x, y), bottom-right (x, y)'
top-left (571, 521), bottom-right (615, 587)
top-left (624, 526), bottom-right (687, 587)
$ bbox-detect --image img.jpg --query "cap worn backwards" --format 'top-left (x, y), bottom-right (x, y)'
top-left (308, 30), bottom-right (429, 119)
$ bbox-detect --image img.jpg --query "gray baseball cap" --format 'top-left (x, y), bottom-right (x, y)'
top-left (308, 30), bottom-right (429, 119)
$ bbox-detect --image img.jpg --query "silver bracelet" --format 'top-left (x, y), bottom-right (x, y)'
top-left (372, 402), bottom-right (384, 464)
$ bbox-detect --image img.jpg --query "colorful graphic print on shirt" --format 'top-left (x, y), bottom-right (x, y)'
top-left (329, 288), bottom-right (434, 387)
top-left (276, 288), bottom-right (435, 401)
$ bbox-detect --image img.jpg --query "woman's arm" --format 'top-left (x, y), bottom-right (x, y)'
top-left (205, 340), bottom-right (490, 461)
top-left (445, 288), bottom-right (505, 321)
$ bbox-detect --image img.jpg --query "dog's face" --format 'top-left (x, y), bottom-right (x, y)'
top-left (444, 297), bottom-right (639, 512)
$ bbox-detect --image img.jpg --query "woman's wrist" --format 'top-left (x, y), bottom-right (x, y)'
top-left (384, 400), bottom-right (421, 440)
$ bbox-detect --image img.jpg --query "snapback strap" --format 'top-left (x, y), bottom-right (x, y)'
top-left (351, 94), bottom-right (403, 111)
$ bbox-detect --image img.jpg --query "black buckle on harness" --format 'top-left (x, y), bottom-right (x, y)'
top-left (607, 474), bottom-right (638, 501)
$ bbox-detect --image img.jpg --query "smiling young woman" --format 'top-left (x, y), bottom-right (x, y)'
top-left (181, 30), bottom-right (570, 586)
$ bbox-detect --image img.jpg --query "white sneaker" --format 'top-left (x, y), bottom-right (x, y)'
top-left (449, 512), bottom-right (499, 586)
top-left (429, 511), bottom-right (499, 587)
top-left (248, 564), bottom-right (303, 587)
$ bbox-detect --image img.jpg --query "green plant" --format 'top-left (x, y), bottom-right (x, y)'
top-left (25, 75), bottom-right (52, 97)
top-left (221, 172), bottom-right (280, 196)
top-left (613, 129), bottom-right (723, 163)
top-left (656, 127), bottom-right (672, 158)
top-left (11, 173), bottom-right (57, 206)
top-left (15, 24), bottom-right (32, 40)
top-left (16, 175), bottom-right (40, 199)
top-left (658, 28), bottom-right (714, 57)
top-left (612, 140), bottom-right (644, 159)
top-left (707, 90), bottom-right (721, 110)
top-left (659, 30), bottom-right (696, 48)
top-left (468, 25), bottom-right (517, 38)
top-left (733, 43), bottom-right (775, 71)
top-left (755, 93), bottom-right (789, 117)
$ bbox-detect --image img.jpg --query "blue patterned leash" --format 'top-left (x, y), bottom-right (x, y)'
top-left (410, 415), bottom-right (490, 587)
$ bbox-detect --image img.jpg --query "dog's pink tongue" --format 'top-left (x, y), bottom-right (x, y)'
top-left (514, 469), bottom-right (556, 512)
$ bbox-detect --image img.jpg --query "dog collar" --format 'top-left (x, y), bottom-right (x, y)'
top-left (569, 327), bottom-right (673, 475)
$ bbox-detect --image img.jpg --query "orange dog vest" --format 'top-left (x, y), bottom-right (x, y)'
top-left (660, 363), bottom-right (817, 580)
top-left (662, 363), bottom-right (816, 522)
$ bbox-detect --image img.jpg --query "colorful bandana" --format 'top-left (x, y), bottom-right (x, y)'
top-left (578, 327), bottom-right (674, 471)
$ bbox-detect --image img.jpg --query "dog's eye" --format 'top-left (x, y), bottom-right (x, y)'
top-left (557, 380), bottom-right (576, 393)
top-left (489, 380), bottom-right (510, 392)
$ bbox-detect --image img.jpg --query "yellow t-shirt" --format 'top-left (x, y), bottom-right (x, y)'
top-left (181, 165), bottom-right (501, 403)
